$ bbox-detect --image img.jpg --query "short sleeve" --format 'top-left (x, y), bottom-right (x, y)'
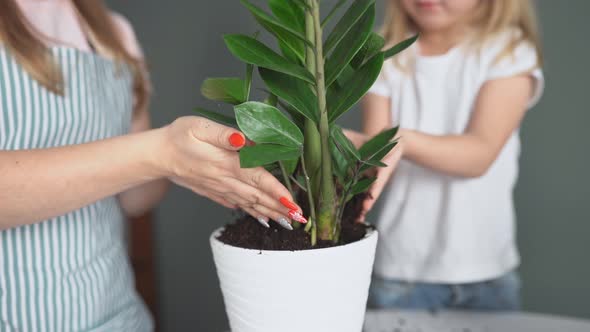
top-left (486, 38), bottom-right (544, 109)
top-left (368, 64), bottom-right (392, 97)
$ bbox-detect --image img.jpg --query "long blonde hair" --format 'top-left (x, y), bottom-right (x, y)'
top-left (382, 0), bottom-right (543, 67)
top-left (0, 0), bottom-right (150, 110)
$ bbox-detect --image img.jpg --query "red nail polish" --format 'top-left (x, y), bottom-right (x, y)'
top-left (288, 210), bottom-right (308, 224)
top-left (280, 197), bottom-right (299, 211)
top-left (229, 133), bottom-right (245, 148)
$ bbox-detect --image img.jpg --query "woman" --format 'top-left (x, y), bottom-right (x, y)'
top-left (0, 0), bottom-right (299, 330)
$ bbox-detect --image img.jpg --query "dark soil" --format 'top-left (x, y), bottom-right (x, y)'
top-left (217, 191), bottom-right (374, 251)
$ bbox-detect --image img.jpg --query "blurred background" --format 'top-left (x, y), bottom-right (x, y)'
top-left (107, 0), bottom-right (590, 331)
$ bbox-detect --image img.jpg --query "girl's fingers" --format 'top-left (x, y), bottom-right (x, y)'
top-left (360, 148), bottom-right (403, 222)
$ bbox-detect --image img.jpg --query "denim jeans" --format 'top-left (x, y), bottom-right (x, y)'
top-left (368, 271), bottom-right (521, 311)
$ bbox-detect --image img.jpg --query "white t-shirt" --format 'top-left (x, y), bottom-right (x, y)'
top-left (368, 29), bottom-right (544, 283)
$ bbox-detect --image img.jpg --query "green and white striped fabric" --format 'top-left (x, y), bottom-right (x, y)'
top-left (0, 46), bottom-right (153, 332)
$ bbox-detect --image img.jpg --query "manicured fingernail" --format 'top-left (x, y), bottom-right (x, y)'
top-left (229, 133), bottom-right (245, 148)
top-left (279, 197), bottom-right (299, 211)
top-left (277, 217), bottom-right (293, 230)
top-left (288, 210), bottom-right (308, 224)
top-left (257, 217), bottom-right (270, 228)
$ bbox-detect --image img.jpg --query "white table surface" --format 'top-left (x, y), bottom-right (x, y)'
top-left (363, 309), bottom-right (590, 332)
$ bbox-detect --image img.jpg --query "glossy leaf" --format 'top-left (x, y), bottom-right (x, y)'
top-left (349, 177), bottom-right (376, 198)
top-left (360, 140), bottom-right (398, 172)
top-left (384, 34), bottom-right (419, 59)
top-left (269, 0), bottom-right (305, 33)
top-left (324, 0), bottom-right (374, 54)
top-left (201, 78), bottom-right (246, 105)
top-left (224, 34), bottom-right (315, 84)
top-left (328, 53), bottom-right (384, 123)
top-left (259, 68), bottom-right (319, 123)
top-left (321, 0), bottom-right (349, 28)
top-left (324, 4), bottom-right (375, 87)
top-left (193, 108), bottom-right (237, 127)
top-left (329, 138), bottom-right (350, 182)
top-left (330, 125), bottom-right (361, 161)
top-left (240, 144), bottom-right (301, 168)
top-left (351, 32), bottom-right (385, 69)
top-left (235, 101), bottom-right (304, 148)
top-left (282, 158), bottom-right (300, 175)
top-left (359, 127), bottom-right (399, 160)
top-left (278, 100), bottom-right (305, 130)
top-left (240, 0), bottom-right (311, 46)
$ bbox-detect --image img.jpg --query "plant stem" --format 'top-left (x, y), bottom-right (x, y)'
top-left (278, 161), bottom-right (294, 195)
top-left (300, 153), bottom-right (318, 245)
top-left (311, 0), bottom-right (337, 241)
top-left (304, 1), bottom-right (322, 205)
top-left (336, 163), bottom-right (361, 233)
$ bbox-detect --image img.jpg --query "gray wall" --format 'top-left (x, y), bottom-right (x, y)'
top-left (108, 1), bottom-right (590, 330)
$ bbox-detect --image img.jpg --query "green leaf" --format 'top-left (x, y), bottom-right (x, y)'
top-left (351, 32), bottom-right (385, 69)
top-left (240, 144), bottom-right (301, 168)
top-left (329, 138), bottom-right (350, 182)
top-left (324, 4), bottom-right (375, 87)
top-left (201, 78), bottom-right (246, 105)
top-left (359, 127), bottom-right (399, 160)
top-left (278, 100), bottom-right (305, 129)
top-left (350, 177), bottom-right (376, 197)
top-left (259, 68), bottom-right (319, 124)
top-left (240, 0), bottom-right (312, 46)
top-left (362, 159), bottom-right (387, 168)
top-left (224, 34), bottom-right (315, 84)
top-left (282, 158), bottom-right (299, 175)
top-left (321, 0), bottom-right (349, 28)
top-left (269, 0), bottom-right (305, 33)
top-left (328, 52), bottom-right (384, 123)
top-left (384, 34), bottom-right (419, 59)
top-left (360, 140), bottom-right (398, 172)
top-left (292, 0), bottom-right (310, 10)
top-left (245, 64), bottom-right (254, 101)
top-left (235, 101), bottom-right (304, 148)
top-left (331, 125), bottom-right (361, 161)
top-left (193, 108), bottom-right (237, 127)
top-left (244, 31), bottom-right (260, 101)
top-left (324, 0), bottom-right (374, 55)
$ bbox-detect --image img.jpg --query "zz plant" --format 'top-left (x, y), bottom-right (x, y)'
top-left (195, 0), bottom-right (416, 246)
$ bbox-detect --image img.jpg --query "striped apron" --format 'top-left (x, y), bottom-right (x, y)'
top-left (0, 46), bottom-right (153, 331)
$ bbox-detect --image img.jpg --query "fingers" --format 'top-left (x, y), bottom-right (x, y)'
top-left (360, 148), bottom-right (403, 222)
top-left (189, 116), bottom-right (246, 151)
top-left (236, 167), bottom-right (300, 210)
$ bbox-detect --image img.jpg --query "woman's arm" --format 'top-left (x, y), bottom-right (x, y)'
top-left (401, 75), bottom-right (534, 178)
top-left (0, 129), bottom-right (162, 228)
top-left (116, 104), bottom-right (169, 218)
top-left (0, 117), bottom-right (299, 230)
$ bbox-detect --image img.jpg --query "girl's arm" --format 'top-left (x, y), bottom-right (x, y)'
top-left (401, 75), bottom-right (534, 178)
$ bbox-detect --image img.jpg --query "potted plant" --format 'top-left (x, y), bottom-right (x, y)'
top-left (196, 1), bottom-right (416, 331)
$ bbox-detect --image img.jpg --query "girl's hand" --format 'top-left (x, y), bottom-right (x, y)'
top-left (343, 128), bottom-right (404, 222)
top-left (358, 140), bottom-right (404, 222)
top-left (156, 116), bottom-right (302, 229)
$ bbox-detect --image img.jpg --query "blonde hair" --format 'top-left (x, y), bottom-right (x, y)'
top-left (382, 0), bottom-right (543, 68)
top-left (0, 0), bottom-right (150, 111)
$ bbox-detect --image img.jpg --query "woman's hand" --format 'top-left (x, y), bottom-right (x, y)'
top-left (156, 116), bottom-right (303, 229)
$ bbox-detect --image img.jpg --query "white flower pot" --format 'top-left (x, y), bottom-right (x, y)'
top-left (210, 227), bottom-right (378, 332)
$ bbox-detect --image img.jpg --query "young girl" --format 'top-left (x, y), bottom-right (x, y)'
top-left (360, 0), bottom-right (544, 310)
top-left (0, 0), bottom-right (300, 330)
